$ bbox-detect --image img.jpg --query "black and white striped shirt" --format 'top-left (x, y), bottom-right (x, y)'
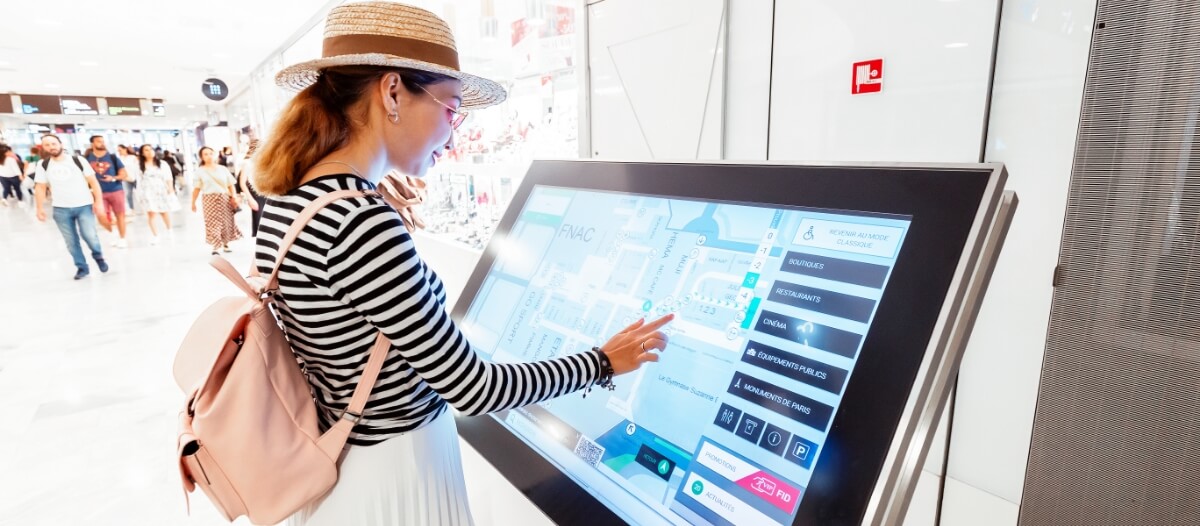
top-left (254, 174), bottom-right (603, 446)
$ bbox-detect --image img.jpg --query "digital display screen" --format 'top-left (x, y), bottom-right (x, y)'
top-left (60, 96), bottom-right (99, 115)
top-left (106, 97), bottom-right (143, 116)
top-left (20, 94), bottom-right (62, 114)
top-left (461, 186), bottom-right (912, 526)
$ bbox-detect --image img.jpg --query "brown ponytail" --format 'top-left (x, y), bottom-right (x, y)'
top-left (253, 65), bottom-right (453, 196)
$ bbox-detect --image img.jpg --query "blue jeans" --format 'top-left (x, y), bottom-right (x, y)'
top-left (123, 181), bottom-right (137, 210)
top-left (53, 205), bottom-right (105, 272)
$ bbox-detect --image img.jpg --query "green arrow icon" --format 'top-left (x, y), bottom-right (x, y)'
top-left (691, 480), bottom-right (704, 495)
top-left (658, 460), bottom-right (670, 475)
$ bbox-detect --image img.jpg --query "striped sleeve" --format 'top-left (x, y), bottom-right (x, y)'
top-left (325, 202), bottom-right (603, 416)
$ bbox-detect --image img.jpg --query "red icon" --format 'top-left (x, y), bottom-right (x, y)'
top-left (852, 59), bottom-right (883, 95)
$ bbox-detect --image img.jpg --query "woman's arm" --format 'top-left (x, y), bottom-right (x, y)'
top-left (326, 202), bottom-right (668, 416)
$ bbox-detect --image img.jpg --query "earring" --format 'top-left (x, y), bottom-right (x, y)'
top-left (388, 111), bottom-right (399, 124)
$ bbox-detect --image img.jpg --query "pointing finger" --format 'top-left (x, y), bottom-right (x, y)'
top-left (634, 314), bottom-right (674, 337)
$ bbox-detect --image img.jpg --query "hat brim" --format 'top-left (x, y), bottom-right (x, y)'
top-left (275, 53), bottom-right (507, 110)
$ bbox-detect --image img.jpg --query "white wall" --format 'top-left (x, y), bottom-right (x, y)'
top-left (767, 0), bottom-right (1001, 163)
top-left (587, 0), bottom-right (727, 160)
top-left (943, 1), bottom-right (1098, 524)
top-left (722, 0), bottom-right (773, 161)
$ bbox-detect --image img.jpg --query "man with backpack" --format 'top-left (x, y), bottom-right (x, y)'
top-left (34, 134), bottom-right (110, 280)
top-left (85, 135), bottom-right (131, 248)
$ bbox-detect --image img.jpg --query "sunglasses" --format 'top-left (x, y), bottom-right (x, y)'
top-left (416, 85), bottom-right (468, 130)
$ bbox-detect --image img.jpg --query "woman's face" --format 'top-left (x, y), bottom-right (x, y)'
top-left (200, 148), bottom-right (214, 164)
top-left (141, 146), bottom-right (154, 160)
top-left (387, 78), bottom-right (462, 178)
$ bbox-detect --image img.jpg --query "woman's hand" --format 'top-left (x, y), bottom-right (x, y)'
top-left (599, 314), bottom-right (674, 375)
top-left (191, 202), bottom-right (198, 213)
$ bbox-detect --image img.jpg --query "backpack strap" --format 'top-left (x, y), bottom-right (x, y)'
top-left (262, 188), bottom-right (369, 293)
top-left (316, 333), bottom-right (390, 460)
top-left (40, 156), bottom-right (86, 173)
top-left (257, 187), bottom-right (390, 460)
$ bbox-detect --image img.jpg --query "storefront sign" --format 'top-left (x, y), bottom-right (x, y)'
top-left (60, 96), bottom-right (100, 115)
top-left (202, 78), bottom-right (229, 101)
top-left (851, 59), bottom-right (883, 95)
top-left (0, 95), bottom-right (13, 114)
top-left (152, 98), bottom-right (166, 117)
top-left (106, 97), bottom-right (143, 116)
top-left (19, 94), bottom-right (63, 114)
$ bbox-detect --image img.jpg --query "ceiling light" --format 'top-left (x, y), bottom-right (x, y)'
top-left (34, 19), bottom-right (62, 27)
top-left (0, 60), bottom-right (10, 67)
top-left (945, 42), bottom-right (969, 49)
top-left (212, 53), bottom-right (230, 59)
top-left (150, 86), bottom-right (163, 90)
top-left (44, 83), bottom-right (60, 88)
top-left (80, 60), bottom-right (99, 67)
top-left (187, 105), bottom-right (196, 109)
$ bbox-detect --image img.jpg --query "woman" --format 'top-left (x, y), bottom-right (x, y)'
top-left (117, 144), bottom-right (139, 212)
top-left (0, 144), bottom-right (23, 205)
top-left (236, 139), bottom-right (268, 236)
top-left (190, 146), bottom-right (242, 254)
top-left (136, 144), bottom-right (180, 244)
top-left (253, 3), bottom-right (671, 525)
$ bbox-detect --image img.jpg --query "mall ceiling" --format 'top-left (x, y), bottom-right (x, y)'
top-left (0, 0), bottom-right (335, 117)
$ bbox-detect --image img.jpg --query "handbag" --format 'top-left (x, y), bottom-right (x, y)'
top-left (174, 189), bottom-right (388, 525)
top-left (200, 167), bottom-right (242, 214)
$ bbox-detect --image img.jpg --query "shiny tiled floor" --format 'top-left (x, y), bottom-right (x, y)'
top-left (0, 197), bottom-right (257, 525)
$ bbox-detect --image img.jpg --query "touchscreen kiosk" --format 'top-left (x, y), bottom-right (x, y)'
top-left (453, 161), bottom-right (1014, 526)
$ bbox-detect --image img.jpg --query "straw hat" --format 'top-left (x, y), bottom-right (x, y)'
top-left (275, 1), bottom-right (506, 109)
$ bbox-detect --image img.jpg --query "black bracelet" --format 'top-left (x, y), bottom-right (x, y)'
top-left (583, 347), bottom-right (616, 398)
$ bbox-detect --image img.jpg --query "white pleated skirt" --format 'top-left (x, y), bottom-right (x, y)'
top-left (286, 411), bottom-right (476, 526)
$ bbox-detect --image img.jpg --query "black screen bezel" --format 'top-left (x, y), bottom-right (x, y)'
top-left (452, 160), bottom-right (995, 526)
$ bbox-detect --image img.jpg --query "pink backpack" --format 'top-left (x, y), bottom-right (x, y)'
top-left (173, 189), bottom-right (389, 524)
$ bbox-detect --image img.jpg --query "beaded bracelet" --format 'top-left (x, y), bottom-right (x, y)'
top-left (582, 347), bottom-right (616, 398)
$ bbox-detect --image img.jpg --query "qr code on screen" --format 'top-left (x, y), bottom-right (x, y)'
top-left (574, 436), bottom-right (605, 466)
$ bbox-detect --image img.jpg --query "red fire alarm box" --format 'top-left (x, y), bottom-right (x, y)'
top-left (852, 59), bottom-right (883, 95)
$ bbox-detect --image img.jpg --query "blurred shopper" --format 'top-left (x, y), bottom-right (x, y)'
top-left (162, 151), bottom-right (183, 191)
top-left (118, 144), bottom-right (140, 212)
top-left (219, 146), bottom-right (236, 171)
top-left (190, 146), bottom-right (242, 254)
top-left (0, 144), bottom-right (24, 206)
top-left (22, 145), bottom-right (41, 199)
top-left (237, 139), bottom-right (268, 236)
top-left (137, 144), bottom-right (180, 245)
top-left (34, 135), bottom-right (109, 280)
top-left (85, 135), bottom-right (130, 248)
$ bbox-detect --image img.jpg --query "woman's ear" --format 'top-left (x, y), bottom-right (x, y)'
top-left (379, 72), bottom-right (404, 119)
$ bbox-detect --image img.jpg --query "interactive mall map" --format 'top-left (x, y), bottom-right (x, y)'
top-left (460, 186), bottom-right (911, 526)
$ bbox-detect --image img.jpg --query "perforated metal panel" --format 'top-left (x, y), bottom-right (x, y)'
top-left (1020, 1), bottom-right (1200, 525)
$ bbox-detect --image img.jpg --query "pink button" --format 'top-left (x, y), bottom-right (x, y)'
top-left (734, 470), bottom-right (802, 513)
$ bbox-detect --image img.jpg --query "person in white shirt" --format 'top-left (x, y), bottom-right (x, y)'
top-left (0, 144), bottom-right (23, 206)
top-left (34, 134), bottom-right (110, 280)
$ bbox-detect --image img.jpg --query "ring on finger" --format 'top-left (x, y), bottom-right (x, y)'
top-left (641, 341), bottom-right (647, 352)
